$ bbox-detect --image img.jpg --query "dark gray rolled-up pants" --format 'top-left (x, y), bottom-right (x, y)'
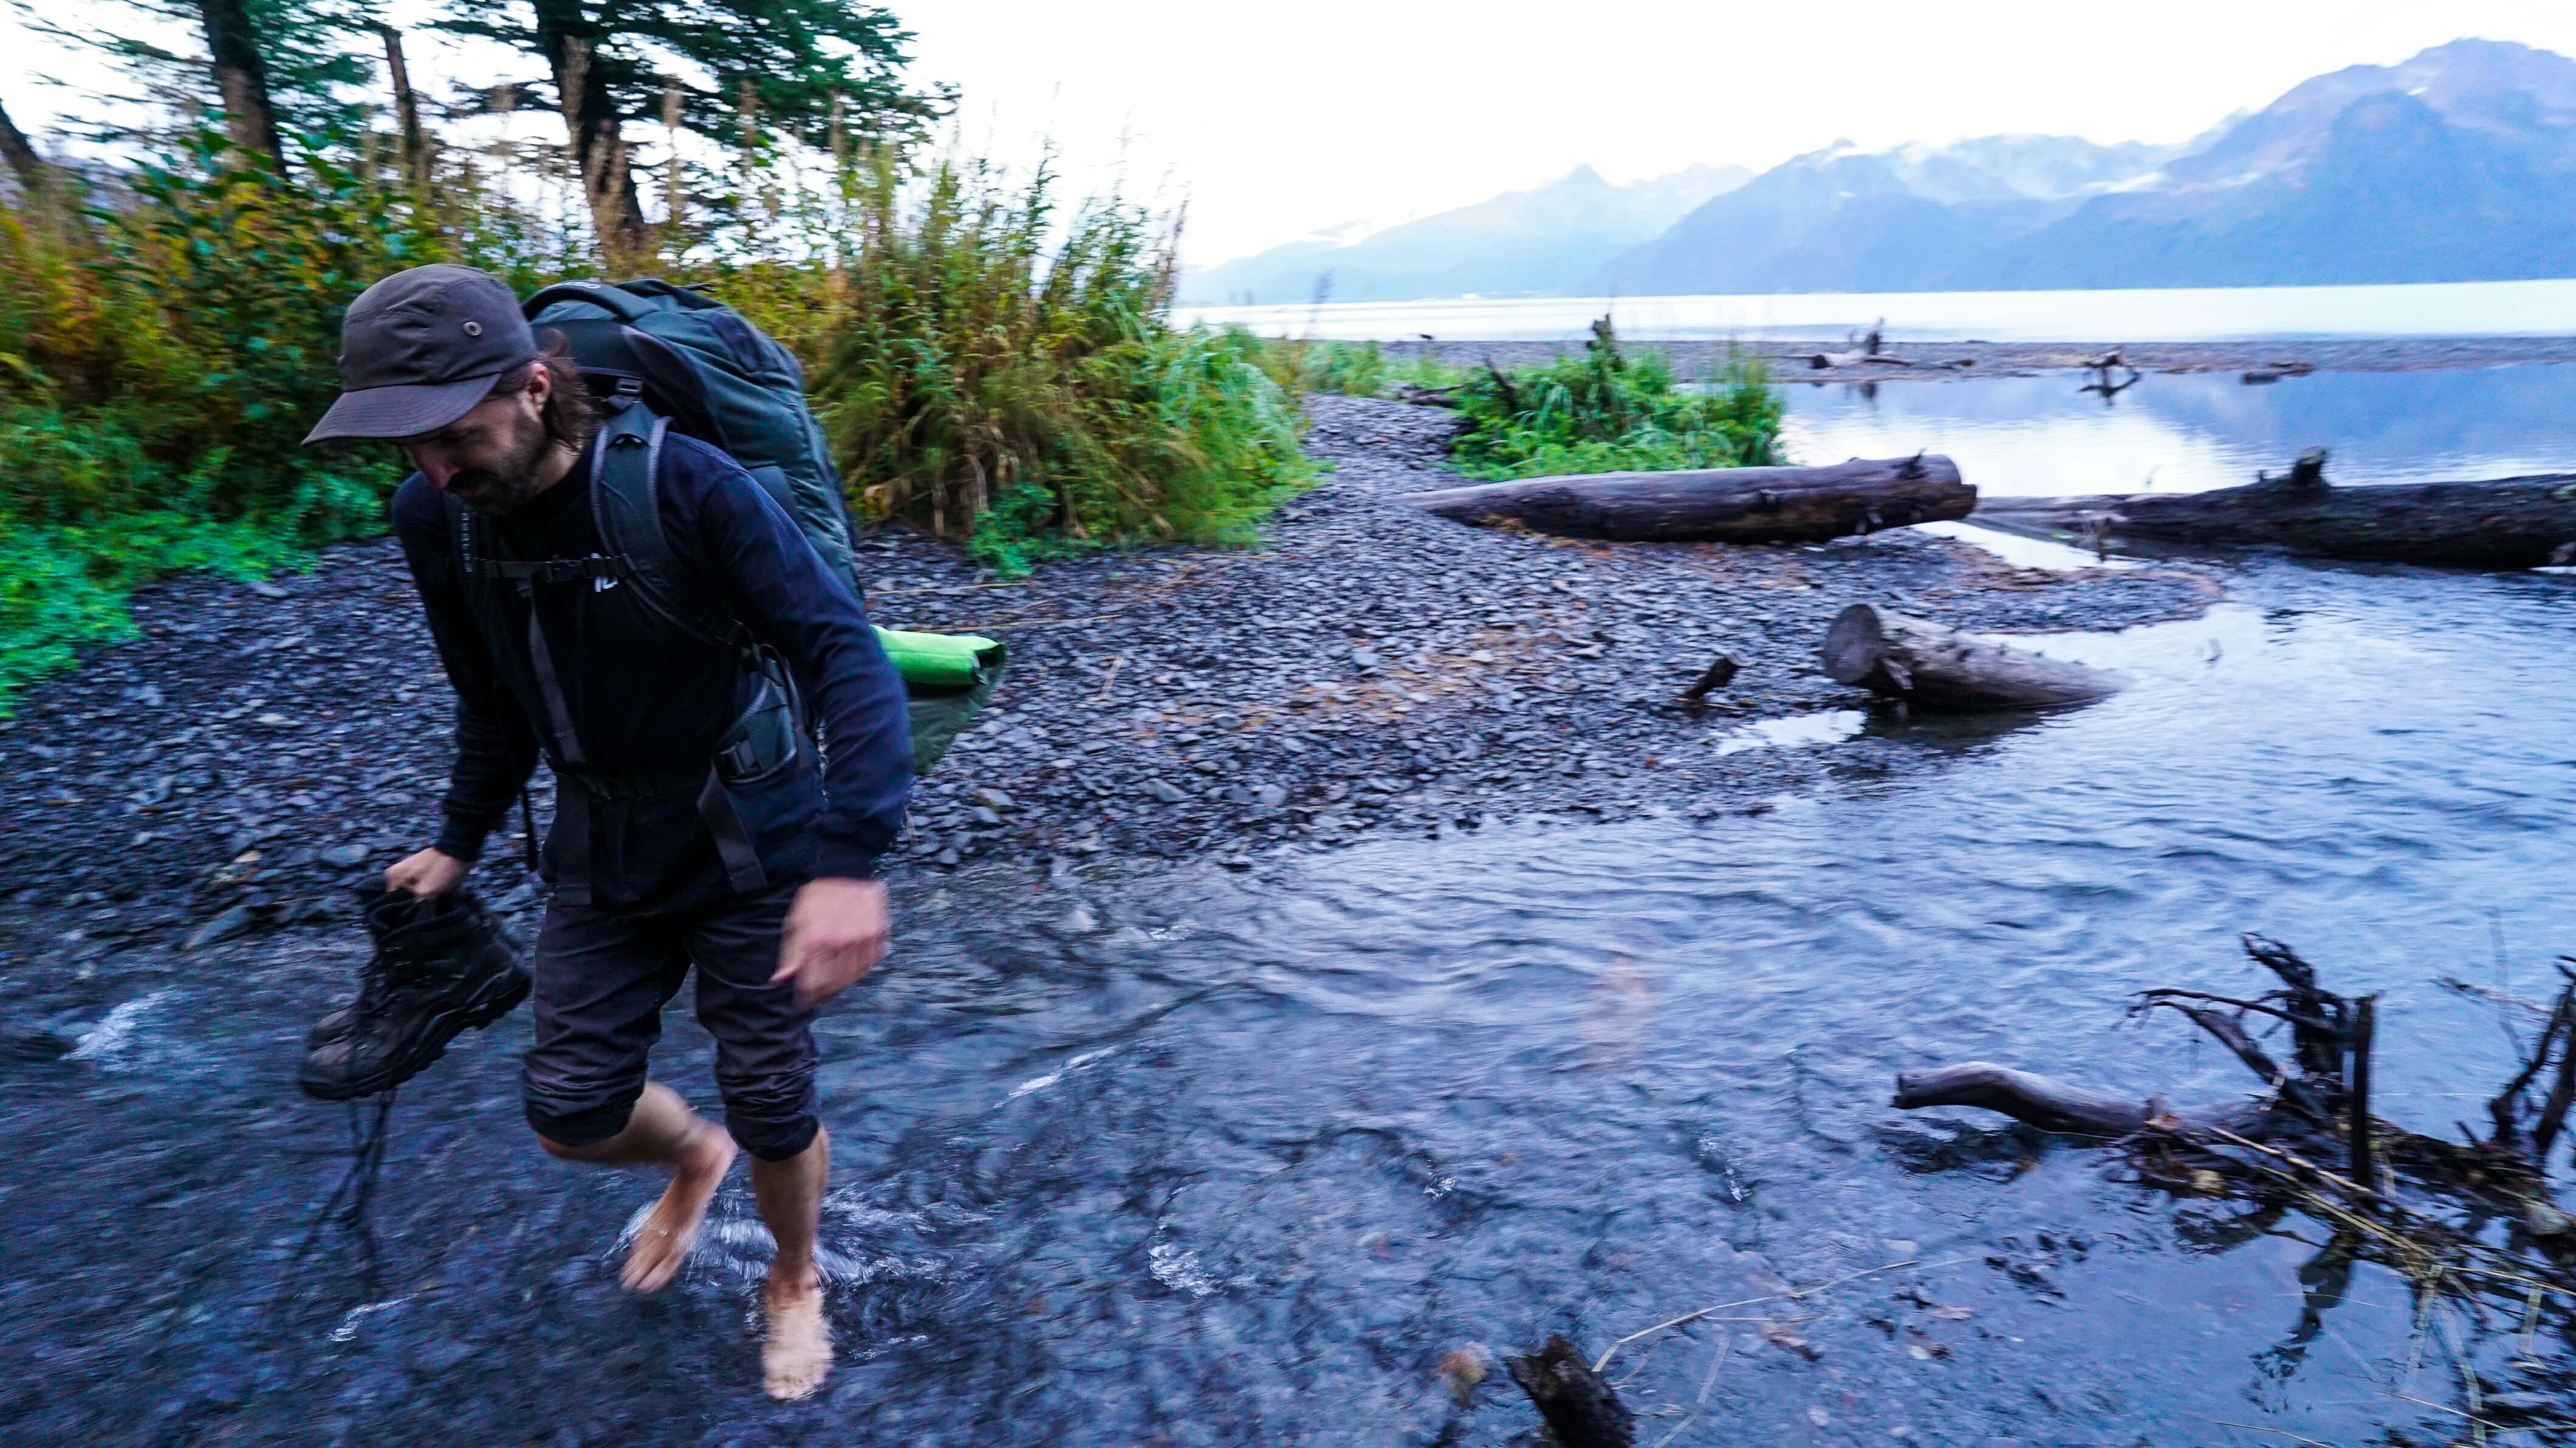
top-left (519, 879), bottom-right (820, 1160)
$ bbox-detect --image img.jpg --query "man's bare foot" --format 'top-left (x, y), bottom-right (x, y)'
top-left (762, 1276), bottom-right (832, 1401)
top-left (620, 1122), bottom-right (736, 1293)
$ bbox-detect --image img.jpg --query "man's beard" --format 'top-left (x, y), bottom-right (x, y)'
top-left (447, 416), bottom-right (558, 518)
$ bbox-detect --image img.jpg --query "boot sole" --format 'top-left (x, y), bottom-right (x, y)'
top-left (298, 967), bottom-right (532, 1102)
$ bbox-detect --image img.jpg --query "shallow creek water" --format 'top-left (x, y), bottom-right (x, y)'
top-left (5, 552), bottom-right (2571, 1446)
top-left (1781, 363), bottom-right (2576, 497)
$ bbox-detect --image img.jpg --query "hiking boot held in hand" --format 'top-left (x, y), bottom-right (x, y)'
top-left (298, 886), bottom-right (529, 1101)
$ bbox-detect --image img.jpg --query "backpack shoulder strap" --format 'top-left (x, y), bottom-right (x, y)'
top-left (588, 403), bottom-right (745, 657)
top-left (446, 489), bottom-right (499, 636)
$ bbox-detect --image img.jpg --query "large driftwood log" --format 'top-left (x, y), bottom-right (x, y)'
top-left (1822, 604), bottom-right (2128, 711)
top-left (1402, 455), bottom-right (1972, 544)
top-left (1974, 448), bottom-right (2576, 569)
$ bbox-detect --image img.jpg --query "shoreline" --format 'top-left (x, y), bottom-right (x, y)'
top-left (0, 394), bottom-right (2223, 975)
top-left (1382, 335), bottom-right (2576, 380)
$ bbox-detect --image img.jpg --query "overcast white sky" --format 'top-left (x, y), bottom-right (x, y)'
top-left (11, 1), bottom-right (2576, 267)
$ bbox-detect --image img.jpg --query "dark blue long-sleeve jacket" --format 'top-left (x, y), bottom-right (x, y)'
top-left (392, 432), bottom-right (911, 912)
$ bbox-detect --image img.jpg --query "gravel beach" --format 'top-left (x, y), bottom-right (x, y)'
top-left (0, 394), bottom-right (2221, 982)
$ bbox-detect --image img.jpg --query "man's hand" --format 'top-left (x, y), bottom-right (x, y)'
top-left (385, 847), bottom-right (469, 900)
top-left (774, 878), bottom-right (890, 1009)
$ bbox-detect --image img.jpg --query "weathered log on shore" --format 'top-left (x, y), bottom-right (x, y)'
top-left (1973, 448), bottom-right (2576, 569)
top-left (1822, 604), bottom-right (2128, 711)
top-left (1401, 455), bottom-right (1973, 544)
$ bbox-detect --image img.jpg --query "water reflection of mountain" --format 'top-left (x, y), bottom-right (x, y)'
top-left (1783, 364), bottom-right (2576, 494)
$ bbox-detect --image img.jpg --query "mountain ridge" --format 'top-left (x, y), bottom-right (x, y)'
top-left (1179, 162), bottom-right (1749, 307)
top-left (1188, 39), bottom-right (2576, 304)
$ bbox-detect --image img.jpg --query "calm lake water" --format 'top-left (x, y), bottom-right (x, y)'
top-left (1781, 362), bottom-right (2576, 497)
top-left (5, 393), bottom-right (2572, 1444)
top-left (1180, 278), bottom-right (2576, 342)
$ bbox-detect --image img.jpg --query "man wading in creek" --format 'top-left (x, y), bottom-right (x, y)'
top-left (300, 264), bottom-right (912, 1399)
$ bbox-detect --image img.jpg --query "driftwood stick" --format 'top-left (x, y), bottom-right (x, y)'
top-left (2243, 935), bottom-right (2350, 1078)
top-left (2202, 1127), bottom-right (2391, 1210)
top-left (2490, 986), bottom-right (2574, 1145)
top-left (2533, 1000), bottom-right (2576, 1166)
top-left (1506, 1335), bottom-right (1634, 1448)
top-left (2132, 988), bottom-right (2335, 1033)
top-left (1677, 655), bottom-right (1739, 703)
top-left (1589, 1258), bottom-right (1923, 1375)
top-left (2350, 995), bottom-right (2379, 1190)
top-left (2156, 1002), bottom-right (2287, 1087)
top-left (1896, 1062), bottom-right (2166, 1136)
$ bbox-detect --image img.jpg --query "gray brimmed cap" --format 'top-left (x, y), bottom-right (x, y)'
top-left (302, 264), bottom-right (538, 445)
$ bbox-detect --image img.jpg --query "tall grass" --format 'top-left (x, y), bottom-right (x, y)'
top-left (1246, 336), bottom-right (1459, 399)
top-left (809, 155), bottom-right (1312, 572)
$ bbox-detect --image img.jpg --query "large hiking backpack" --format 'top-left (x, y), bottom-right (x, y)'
top-left (520, 278), bottom-right (860, 593)
top-left (444, 278), bottom-right (1002, 795)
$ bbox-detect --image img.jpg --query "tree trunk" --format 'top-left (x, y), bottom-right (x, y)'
top-left (1822, 604), bottom-right (2128, 711)
top-left (1974, 448), bottom-right (2576, 570)
top-left (0, 97), bottom-right (52, 195)
top-left (1401, 454), bottom-right (1972, 544)
top-left (1504, 1336), bottom-right (1634, 1448)
top-left (197, 0), bottom-right (285, 169)
top-left (532, 1), bottom-right (649, 253)
top-left (377, 25), bottom-right (430, 190)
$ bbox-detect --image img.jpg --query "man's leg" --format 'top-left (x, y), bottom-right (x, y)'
top-left (522, 900), bottom-right (733, 1293)
top-left (688, 881), bottom-right (833, 1399)
top-left (750, 1125), bottom-right (831, 1399)
top-left (539, 1081), bottom-right (738, 1292)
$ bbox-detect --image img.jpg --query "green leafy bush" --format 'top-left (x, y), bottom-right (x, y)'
top-left (0, 509), bottom-right (298, 700)
top-left (1449, 323), bottom-right (1781, 480)
top-left (0, 129), bottom-right (600, 709)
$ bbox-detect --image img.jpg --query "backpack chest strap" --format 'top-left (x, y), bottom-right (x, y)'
top-left (479, 554), bottom-right (629, 596)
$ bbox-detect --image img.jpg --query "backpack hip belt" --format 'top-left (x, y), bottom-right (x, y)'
top-left (546, 759), bottom-right (771, 907)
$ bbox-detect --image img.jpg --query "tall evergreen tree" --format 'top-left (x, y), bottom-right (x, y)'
top-left (436, 0), bottom-right (944, 251)
top-left (198, 0), bottom-right (286, 165)
top-left (32, 0), bottom-right (385, 157)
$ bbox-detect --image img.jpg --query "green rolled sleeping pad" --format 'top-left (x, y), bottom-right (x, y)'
top-left (875, 627), bottom-right (1006, 776)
